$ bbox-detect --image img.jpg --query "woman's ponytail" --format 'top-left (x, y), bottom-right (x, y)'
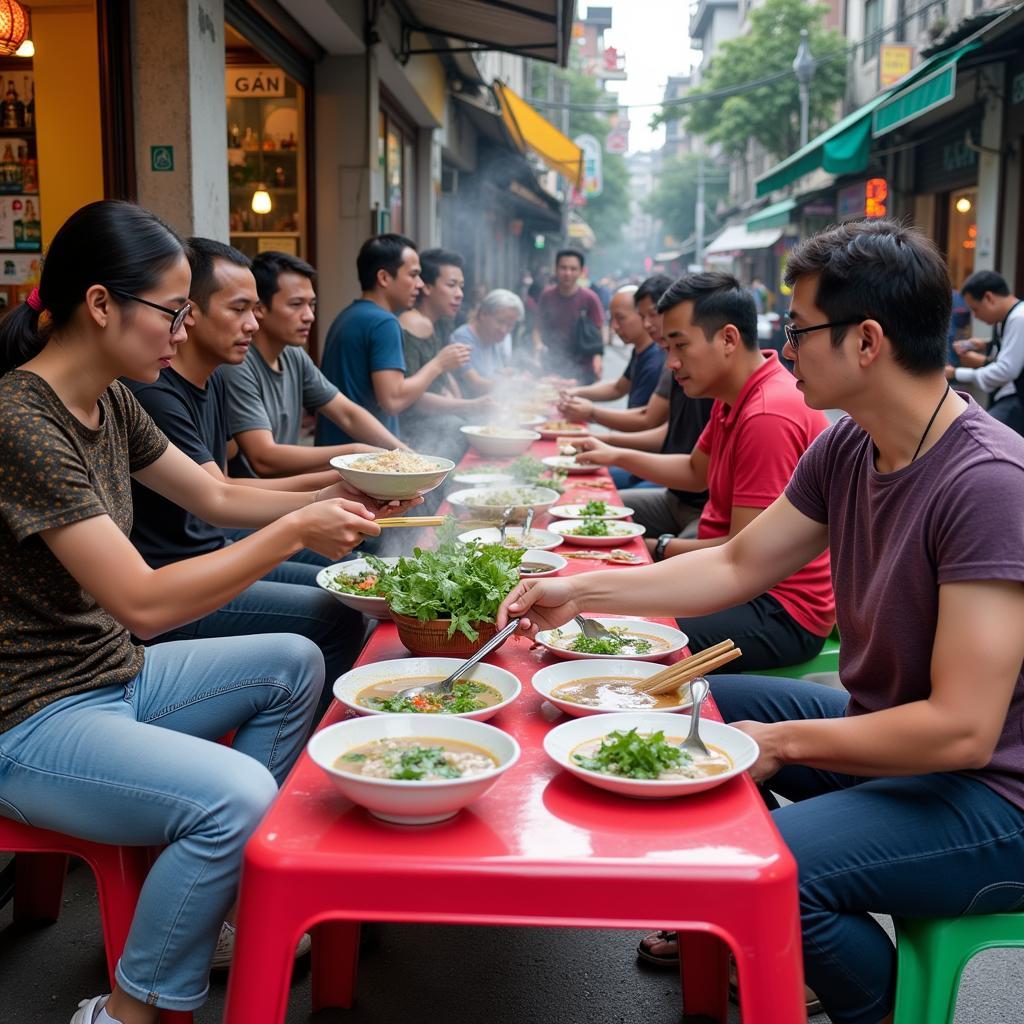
top-left (0, 299), bottom-right (45, 377)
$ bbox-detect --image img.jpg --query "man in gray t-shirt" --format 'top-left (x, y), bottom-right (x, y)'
top-left (220, 250), bottom-right (404, 477)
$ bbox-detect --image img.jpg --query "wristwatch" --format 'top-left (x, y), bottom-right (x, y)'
top-left (654, 533), bottom-right (674, 562)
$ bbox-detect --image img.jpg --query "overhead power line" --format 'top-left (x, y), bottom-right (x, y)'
top-left (528, 0), bottom-right (955, 113)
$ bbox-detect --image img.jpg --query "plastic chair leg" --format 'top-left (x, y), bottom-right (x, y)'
top-left (893, 918), bottom-right (966, 1024)
top-left (678, 931), bottom-right (729, 1022)
top-left (13, 852), bottom-right (69, 923)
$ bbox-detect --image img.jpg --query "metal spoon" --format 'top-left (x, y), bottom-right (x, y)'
top-left (573, 614), bottom-right (618, 641)
top-left (498, 504), bottom-right (515, 545)
top-left (522, 505), bottom-right (536, 542)
top-left (394, 617), bottom-right (521, 700)
top-left (679, 677), bottom-right (711, 758)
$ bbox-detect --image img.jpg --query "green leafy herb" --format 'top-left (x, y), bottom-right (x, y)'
top-left (551, 626), bottom-right (654, 656)
top-left (359, 744), bottom-right (463, 780)
top-left (371, 539), bottom-right (522, 640)
top-left (325, 568), bottom-right (389, 597)
top-left (476, 456), bottom-right (566, 494)
top-left (573, 728), bottom-right (689, 779)
top-left (366, 680), bottom-right (492, 714)
top-left (580, 499), bottom-right (608, 517)
top-left (565, 518), bottom-right (618, 537)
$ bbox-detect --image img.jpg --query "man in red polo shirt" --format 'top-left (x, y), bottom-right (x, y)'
top-left (568, 271), bottom-right (834, 670)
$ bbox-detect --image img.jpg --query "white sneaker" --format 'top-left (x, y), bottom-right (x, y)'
top-left (210, 920), bottom-right (312, 972)
top-left (70, 996), bottom-right (110, 1024)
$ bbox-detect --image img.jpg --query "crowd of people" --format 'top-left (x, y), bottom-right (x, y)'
top-left (0, 198), bottom-right (1022, 1024)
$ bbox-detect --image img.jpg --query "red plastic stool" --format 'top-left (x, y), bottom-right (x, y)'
top-left (0, 817), bottom-right (193, 1024)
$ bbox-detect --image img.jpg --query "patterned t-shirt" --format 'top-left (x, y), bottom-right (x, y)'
top-left (0, 370), bottom-right (168, 732)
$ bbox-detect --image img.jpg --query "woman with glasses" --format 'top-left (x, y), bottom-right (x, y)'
top-left (0, 201), bottom-right (382, 1024)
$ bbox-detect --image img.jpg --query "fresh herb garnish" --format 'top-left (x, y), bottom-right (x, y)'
top-left (581, 500), bottom-right (608, 517)
top-left (565, 518), bottom-right (619, 537)
top-left (366, 680), bottom-right (491, 714)
top-left (370, 537), bottom-right (522, 640)
top-left (326, 568), bottom-right (388, 597)
top-left (573, 728), bottom-right (689, 779)
top-left (551, 626), bottom-right (654, 655)
top-left (344, 744), bottom-right (462, 780)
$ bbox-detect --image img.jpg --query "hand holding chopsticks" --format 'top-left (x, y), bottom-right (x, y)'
top-left (640, 639), bottom-right (742, 696)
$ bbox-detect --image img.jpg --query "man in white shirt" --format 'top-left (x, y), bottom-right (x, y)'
top-left (948, 270), bottom-right (1024, 436)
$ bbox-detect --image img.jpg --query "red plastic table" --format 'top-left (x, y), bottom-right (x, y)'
top-left (223, 442), bottom-right (805, 1024)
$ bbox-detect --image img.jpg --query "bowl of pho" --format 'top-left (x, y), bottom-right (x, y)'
top-left (330, 449), bottom-right (454, 500)
top-left (543, 712), bottom-right (758, 798)
top-left (316, 557), bottom-right (398, 620)
top-left (534, 618), bottom-right (687, 662)
top-left (547, 518), bottom-right (646, 547)
top-left (532, 660), bottom-right (692, 717)
top-left (334, 657), bottom-right (521, 722)
top-left (460, 425), bottom-right (541, 457)
top-left (447, 486), bottom-right (560, 524)
top-left (308, 715), bottom-right (520, 825)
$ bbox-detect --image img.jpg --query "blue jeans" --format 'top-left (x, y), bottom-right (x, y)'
top-left (710, 675), bottom-right (1024, 1024)
top-left (151, 559), bottom-right (366, 719)
top-left (0, 634), bottom-right (322, 1010)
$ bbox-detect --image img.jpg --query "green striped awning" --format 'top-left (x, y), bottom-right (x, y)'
top-left (871, 42), bottom-right (979, 137)
top-left (755, 41), bottom-right (980, 197)
top-left (746, 197), bottom-right (796, 231)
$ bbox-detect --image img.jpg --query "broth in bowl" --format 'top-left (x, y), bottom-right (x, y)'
top-left (356, 677), bottom-right (505, 714)
top-left (334, 737), bottom-right (498, 781)
top-left (552, 676), bottom-right (686, 711)
top-left (572, 727), bottom-right (732, 780)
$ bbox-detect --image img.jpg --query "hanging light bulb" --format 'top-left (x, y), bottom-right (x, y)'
top-left (955, 196), bottom-right (972, 214)
top-left (14, 37), bottom-right (32, 57)
top-left (251, 186), bottom-right (272, 215)
top-left (0, 2), bottom-right (29, 57)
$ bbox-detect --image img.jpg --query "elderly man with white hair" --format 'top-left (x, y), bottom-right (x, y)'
top-left (558, 285), bottom-right (665, 417)
top-left (452, 288), bottom-right (526, 394)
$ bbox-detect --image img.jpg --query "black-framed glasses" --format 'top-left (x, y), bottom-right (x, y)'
top-left (108, 287), bottom-right (191, 334)
top-left (783, 319), bottom-right (861, 351)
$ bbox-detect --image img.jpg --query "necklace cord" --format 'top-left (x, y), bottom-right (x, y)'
top-left (911, 385), bottom-right (951, 463)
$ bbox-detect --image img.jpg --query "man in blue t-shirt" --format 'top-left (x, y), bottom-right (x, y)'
top-left (557, 285), bottom-right (665, 417)
top-left (317, 234), bottom-right (471, 444)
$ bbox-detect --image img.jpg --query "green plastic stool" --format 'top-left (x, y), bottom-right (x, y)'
top-left (893, 913), bottom-right (1024, 1023)
top-left (743, 626), bottom-right (840, 678)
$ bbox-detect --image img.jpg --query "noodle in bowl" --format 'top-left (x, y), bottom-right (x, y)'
top-left (330, 450), bottom-right (454, 500)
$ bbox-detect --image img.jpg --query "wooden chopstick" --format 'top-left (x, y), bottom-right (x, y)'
top-left (640, 642), bottom-right (736, 693)
top-left (375, 516), bottom-right (448, 528)
top-left (642, 645), bottom-right (743, 696)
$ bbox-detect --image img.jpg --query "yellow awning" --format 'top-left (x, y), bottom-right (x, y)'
top-left (494, 82), bottom-right (582, 187)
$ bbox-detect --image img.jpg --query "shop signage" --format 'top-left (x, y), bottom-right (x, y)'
top-left (605, 127), bottom-right (628, 154)
top-left (226, 67), bottom-right (287, 98)
top-left (575, 133), bottom-right (603, 197)
top-left (836, 179), bottom-right (888, 219)
top-left (914, 107), bottom-right (982, 193)
top-left (150, 146), bottom-right (174, 172)
top-left (879, 44), bottom-right (915, 88)
top-left (1012, 71), bottom-right (1024, 106)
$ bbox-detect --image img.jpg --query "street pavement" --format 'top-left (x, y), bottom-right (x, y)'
top-left (4, 342), bottom-right (1023, 1022)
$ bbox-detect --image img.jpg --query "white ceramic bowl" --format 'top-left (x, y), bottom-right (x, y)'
top-left (531, 659), bottom-right (692, 717)
top-left (541, 455), bottom-right (602, 475)
top-left (333, 657), bottom-right (521, 722)
top-left (456, 527), bottom-right (563, 552)
top-left (543, 712), bottom-right (758, 798)
top-left (330, 452), bottom-right (454, 500)
top-left (517, 549), bottom-right (568, 578)
top-left (460, 425), bottom-right (541, 457)
top-left (308, 715), bottom-right (521, 824)
top-left (447, 486), bottom-right (560, 524)
top-left (549, 503), bottom-right (634, 520)
top-left (451, 470), bottom-right (515, 488)
top-left (536, 422), bottom-right (590, 440)
top-left (548, 519), bottom-right (646, 547)
top-left (535, 618), bottom-right (688, 663)
top-left (316, 557), bottom-right (398, 620)
top-left (518, 413), bottom-right (546, 428)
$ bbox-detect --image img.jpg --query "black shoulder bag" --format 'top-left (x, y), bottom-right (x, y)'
top-left (572, 310), bottom-right (604, 359)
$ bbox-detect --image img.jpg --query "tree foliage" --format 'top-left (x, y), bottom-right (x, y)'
top-left (664, 0), bottom-right (847, 161)
top-left (530, 59), bottom-right (630, 246)
top-left (643, 154), bottom-right (730, 246)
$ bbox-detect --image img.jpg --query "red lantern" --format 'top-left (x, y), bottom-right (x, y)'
top-left (0, 1), bottom-right (29, 58)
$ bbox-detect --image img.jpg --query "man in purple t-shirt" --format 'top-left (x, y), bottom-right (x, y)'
top-left (533, 247), bottom-right (604, 384)
top-left (499, 220), bottom-right (1024, 1024)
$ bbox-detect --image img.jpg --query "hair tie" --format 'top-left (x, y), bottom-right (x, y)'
top-left (26, 287), bottom-right (43, 313)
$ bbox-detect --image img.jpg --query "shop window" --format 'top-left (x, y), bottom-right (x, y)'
top-left (378, 105), bottom-right (415, 236)
top-left (225, 25), bottom-right (306, 258)
top-left (946, 188), bottom-right (976, 289)
top-left (863, 0), bottom-right (882, 61)
top-left (0, 54), bottom-right (39, 311)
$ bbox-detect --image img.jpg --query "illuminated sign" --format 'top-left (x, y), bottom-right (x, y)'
top-left (865, 178), bottom-right (888, 218)
top-left (837, 178), bottom-right (888, 219)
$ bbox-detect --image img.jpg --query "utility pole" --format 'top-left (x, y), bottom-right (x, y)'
top-left (695, 149), bottom-right (706, 268)
top-left (560, 74), bottom-right (571, 245)
top-left (793, 29), bottom-right (815, 148)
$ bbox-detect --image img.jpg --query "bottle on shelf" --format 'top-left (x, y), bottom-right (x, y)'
top-left (2, 80), bottom-right (24, 129)
top-left (22, 76), bottom-right (32, 129)
top-left (228, 123), bottom-right (241, 148)
top-left (21, 157), bottom-right (36, 193)
top-left (0, 143), bottom-right (21, 191)
top-left (21, 199), bottom-right (40, 248)
top-left (242, 127), bottom-right (259, 152)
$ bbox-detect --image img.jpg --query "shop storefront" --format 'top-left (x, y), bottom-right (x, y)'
top-left (1006, 52), bottom-right (1024, 295)
top-left (912, 106), bottom-right (983, 288)
top-left (224, 17), bottom-right (312, 260)
top-left (377, 98), bottom-right (416, 236)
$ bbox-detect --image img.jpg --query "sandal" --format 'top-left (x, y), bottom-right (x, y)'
top-left (637, 932), bottom-right (824, 1015)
